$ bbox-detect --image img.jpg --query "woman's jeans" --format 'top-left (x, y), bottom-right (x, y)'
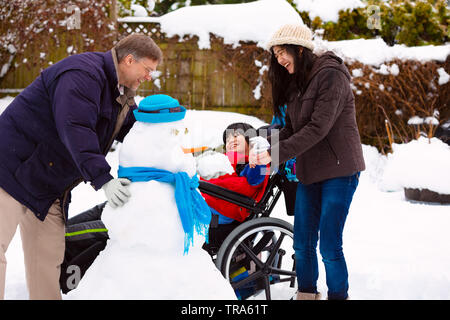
top-left (293, 173), bottom-right (359, 300)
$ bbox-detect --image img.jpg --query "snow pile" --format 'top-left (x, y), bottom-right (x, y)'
top-left (380, 137), bottom-right (450, 194)
top-left (119, 0), bottom-right (303, 49)
top-left (360, 144), bottom-right (387, 186)
top-left (195, 150), bottom-right (234, 180)
top-left (407, 116), bottom-right (424, 125)
top-left (352, 68), bottom-right (363, 77)
top-left (314, 38), bottom-right (450, 66)
top-left (131, 4), bottom-right (148, 17)
top-left (293, 0), bottom-right (365, 23)
top-left (373, 63), bottom-right (400, 76)
top-left (437, 67), bottom-right (450, 85)
top-left (0, 95), bottom-right (14, 114)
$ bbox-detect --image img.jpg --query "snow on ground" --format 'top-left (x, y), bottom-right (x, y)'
top-left (342, 145), bottom-right (450, 300)
top-left (1, 95), bottom-right (449, 300)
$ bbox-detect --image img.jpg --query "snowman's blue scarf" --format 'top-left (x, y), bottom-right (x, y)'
top-left (118, 165), bottom-right (211, 255)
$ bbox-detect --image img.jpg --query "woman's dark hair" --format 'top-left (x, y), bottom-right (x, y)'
top-left (268, 45), bottom-right (316, 117)
top-left (222, 122), bottom-right (256, 145)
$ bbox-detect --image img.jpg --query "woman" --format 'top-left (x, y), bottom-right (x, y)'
top-left (250, 24), bottom-right (365, 300)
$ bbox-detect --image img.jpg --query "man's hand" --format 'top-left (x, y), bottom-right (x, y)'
top-left (102, 178), bottom-right (131, 208)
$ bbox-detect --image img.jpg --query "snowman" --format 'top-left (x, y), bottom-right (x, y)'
top-left (67, 94), bottom-right (237, 299)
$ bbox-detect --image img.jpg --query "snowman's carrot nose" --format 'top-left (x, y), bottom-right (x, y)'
top-left (182, 146), bottom-right (209, 154)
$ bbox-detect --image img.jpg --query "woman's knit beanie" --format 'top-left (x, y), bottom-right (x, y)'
top-left (266, 24), bottom-right (314, 51)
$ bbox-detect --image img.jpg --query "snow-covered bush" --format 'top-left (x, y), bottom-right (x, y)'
top-left (348, 57), bottom-right (449, 154)
top-left (295, 0), bottom-right (449, 46)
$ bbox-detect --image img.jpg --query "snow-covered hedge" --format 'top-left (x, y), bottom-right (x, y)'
top-left (299, 0), bottom-right (449, 47)
top-left (347, 54), bottom-right (450, 153)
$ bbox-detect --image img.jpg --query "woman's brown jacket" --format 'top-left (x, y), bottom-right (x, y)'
top-left (269, 51), bottom-right (365, 185)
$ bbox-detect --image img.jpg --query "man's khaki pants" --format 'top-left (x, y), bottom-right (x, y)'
top-left (0, 187), bottom-right (65, 300)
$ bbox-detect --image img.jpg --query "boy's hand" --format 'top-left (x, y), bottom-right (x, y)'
top-left (249, 149), bottom-right (257, 168)
top-left (256, 150), bottom-right (272, 165)
top-left (249, 150), bottom-right (271, 168)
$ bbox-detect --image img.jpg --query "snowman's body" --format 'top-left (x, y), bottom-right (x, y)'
top-left (67, 100), bottom-right (236, 299)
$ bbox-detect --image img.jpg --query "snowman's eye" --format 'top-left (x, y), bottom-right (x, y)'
top-left (171, 129), bottom-right (179, 136)
top-left (184, 128), bottom-right (189, 135)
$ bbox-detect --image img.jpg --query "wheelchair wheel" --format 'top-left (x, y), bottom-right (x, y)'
top-left (215, 217), bottom-right (297, 300)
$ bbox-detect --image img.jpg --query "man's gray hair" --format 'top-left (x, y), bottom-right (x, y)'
top-left (114, 33), bottom-right (163, 63)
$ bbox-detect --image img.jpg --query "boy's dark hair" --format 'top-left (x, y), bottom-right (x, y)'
top-left (222, 122), bottom-right (257, 145)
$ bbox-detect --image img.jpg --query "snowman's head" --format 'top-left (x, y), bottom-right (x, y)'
top-left (119, 95), bottom-right (196, 175)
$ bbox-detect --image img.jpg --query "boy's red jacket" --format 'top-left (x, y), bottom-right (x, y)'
top-left (200, 152), bottom-right (269, 222)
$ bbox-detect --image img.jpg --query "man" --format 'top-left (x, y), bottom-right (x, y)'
top-left (0, 33), bottom-right (162, 299)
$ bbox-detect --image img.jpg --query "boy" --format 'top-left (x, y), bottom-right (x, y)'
top-left (201, 123), bottom-right (270, 224)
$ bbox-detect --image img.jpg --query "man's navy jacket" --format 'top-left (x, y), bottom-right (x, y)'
top-left (0, 50), bottom-right (136, 222)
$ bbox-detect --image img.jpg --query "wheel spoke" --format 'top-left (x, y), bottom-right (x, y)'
top-left (263, 276), bottom-right (271, 300)
top-left (239, 242), bottom-right (264, 269)
top-left (274, 277), bottom-right (296, 284)
top-left (252, 231), bottom-right (274, 256)
top-left (268, 266), bottom-right (296, 277)
top-left (266, 234), bottom-right (285, 266)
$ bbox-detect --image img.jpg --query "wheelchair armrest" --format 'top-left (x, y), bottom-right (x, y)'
top-left (198, 180), bottom-right (257, 210)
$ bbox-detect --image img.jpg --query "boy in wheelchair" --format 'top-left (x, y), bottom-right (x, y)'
top-left (202, 123), bottom-right (270, 222)
top-left (200, 122), bottom-right (271, 255)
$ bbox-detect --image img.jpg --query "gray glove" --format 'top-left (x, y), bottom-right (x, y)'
top-left (102, 178), bottom-right (131, 208)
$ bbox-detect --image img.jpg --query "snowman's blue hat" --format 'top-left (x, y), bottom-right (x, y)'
top-left (134, 94), bottom-right (186, 123)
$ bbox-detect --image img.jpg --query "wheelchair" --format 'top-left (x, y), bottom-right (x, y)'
top-left (199, 166), bottom-right (299, 300)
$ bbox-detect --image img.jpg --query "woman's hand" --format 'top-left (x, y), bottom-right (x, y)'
top-left (249, 150), bottom-right (272, 168)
